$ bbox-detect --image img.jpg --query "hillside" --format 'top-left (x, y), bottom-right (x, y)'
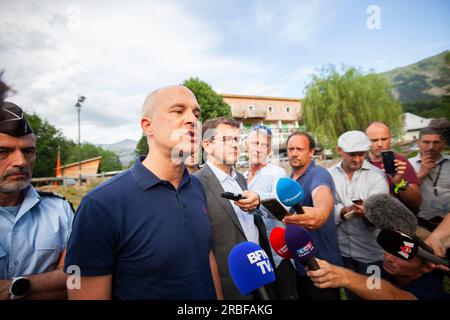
top-left (99, 139), bottom-right (137, 167)
top-left (381, 50), bottom-right (450, 103)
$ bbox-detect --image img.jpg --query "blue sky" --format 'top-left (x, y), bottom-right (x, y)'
top-left (1, 0), bottom-right (449, 143)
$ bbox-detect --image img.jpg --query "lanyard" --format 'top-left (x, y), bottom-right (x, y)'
top-left (427, 160), bottom-right (444, 196)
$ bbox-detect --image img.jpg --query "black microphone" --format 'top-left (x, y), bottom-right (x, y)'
top-left (377, 229), bottom-right (449, 267)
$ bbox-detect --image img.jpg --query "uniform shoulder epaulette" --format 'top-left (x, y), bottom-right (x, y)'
top-left (38, 191), bottom-right (67, 200)
top-left (37, 191), bottom-right (76, 213)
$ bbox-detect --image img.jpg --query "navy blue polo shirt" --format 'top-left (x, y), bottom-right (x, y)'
top-left (64, 157), bottom-right (216, 300)
top-left (290, 161), bottom-right (343, 275)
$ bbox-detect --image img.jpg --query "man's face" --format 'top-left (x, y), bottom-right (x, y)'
top-left (339, 148), bottom-right (367, 172)
top-left (143, 86), bottom-right (201, 162)
top-left (204, 124), bottom-right (240, 165)
top-left (247, 130), bottom-right (271, 166)
top-left (383, 252), bottom-right (424, 278)
top-left (366, 125), bottom-right (392, 159)
top-left (287, 135), bottom-right (314, 170)
top-left (419, 134), bottom-right (445, 160)
top-left (0, 133), bottom-right (36, 193)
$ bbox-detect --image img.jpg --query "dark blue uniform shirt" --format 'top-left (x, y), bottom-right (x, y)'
top-left (64, 157), bottom-right (216, 300)
top-left (291, 161), bottom-right (343, 275)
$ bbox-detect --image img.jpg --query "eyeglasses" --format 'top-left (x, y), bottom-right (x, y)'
top-left (252, 125), bottom-right (272, 136)
top-left (211, 136), bottom-right (240, 146)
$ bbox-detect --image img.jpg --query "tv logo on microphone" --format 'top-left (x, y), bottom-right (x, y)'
top-left (246, 249), bottom-right (273, 275)
top-left (398, 241), bottom-right (415, 259)
top-left (296, 242), bottom-right (314, 258)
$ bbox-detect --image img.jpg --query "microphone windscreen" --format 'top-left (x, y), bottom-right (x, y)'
top-left (228, 242), bottom-right (275, 296)
top-left (270, 227), bottom-right (294, 259)
top-left (376, 229), bottom-right (419, 260)
top-left (276, 177), bottom-right (305, 207)
top-left (285, 224), bottom-right (316, 263)
top-left (364, 193), bottom-right (417, 235)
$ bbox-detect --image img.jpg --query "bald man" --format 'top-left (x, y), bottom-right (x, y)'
top-left (64, 86), bottom-right (222, 300)
top-left (365, 122), bottom-right (422, 212)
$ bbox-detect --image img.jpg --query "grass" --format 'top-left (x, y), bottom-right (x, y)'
top-left (36, 178), bottom-right (107, 210)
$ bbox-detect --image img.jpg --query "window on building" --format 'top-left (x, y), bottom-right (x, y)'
top-left (286, 107), bottom-right (290, 113)
top-left (248, 105), bottom-right (254, 112)
top-left (268, 106), bottom-right (273, 113)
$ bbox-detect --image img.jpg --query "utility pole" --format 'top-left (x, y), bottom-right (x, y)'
top-left (75, 95), bottom-right (86, 186)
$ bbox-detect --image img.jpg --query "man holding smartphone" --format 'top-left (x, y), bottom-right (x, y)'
top-left (365, 122), bottom-right (422, 213)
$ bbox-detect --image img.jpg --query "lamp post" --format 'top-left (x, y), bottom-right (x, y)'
top-left (75, 95), bottom-right (86, 186)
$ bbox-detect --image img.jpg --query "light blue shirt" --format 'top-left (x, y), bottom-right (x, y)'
top-left (207, 161), bottom-right (260, 245)
top-left (409, 154), bottom-right (450, 220)
top-left (0, 186), bottom-right (74, 279)
top-left (328, 160), bottom-right (389, 263)
top-left (244, 163), bottom-right (288, 267)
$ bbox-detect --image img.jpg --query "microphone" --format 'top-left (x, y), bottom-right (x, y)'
top-left (285, 224), bottom-right (320, 270)
top-left (364, 193), bottom-right (436, 253)
top-left (377, 229), bottom-right (449, 267)
top-left (228, 242), bottom-right (275, 300)
top-left (269, 227), bottom-right (295, 259)
top-left (364, 193), bottom-right (417, 235)
top-left (276, 177), bottom-right (305, 214)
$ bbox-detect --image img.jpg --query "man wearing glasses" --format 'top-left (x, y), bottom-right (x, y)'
top-left (195, 117), bottom-right (274, 300)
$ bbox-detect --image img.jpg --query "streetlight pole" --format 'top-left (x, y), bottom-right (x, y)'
top-left (75, 95), bottom-right (86, 186)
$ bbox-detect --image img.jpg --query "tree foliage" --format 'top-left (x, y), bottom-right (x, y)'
top-left (65, 142), bottom-right (122, 173)
top-left (135, 134), bottom-right (148, 157)
top-left (25, 112), bottom-right (121, 177)
top-left (303, 65), bottom-right (403, 151)
top-left (182, 77), bottom-right (231, 122)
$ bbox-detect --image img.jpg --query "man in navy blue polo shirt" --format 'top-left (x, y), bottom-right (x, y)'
top-left (282, 132), bottom-right (342, 300)
top-left (64, 86), bottom-right (221, 300)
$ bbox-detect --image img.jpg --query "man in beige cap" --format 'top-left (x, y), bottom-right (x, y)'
top-left (328, 131), bottom-right (389, 299)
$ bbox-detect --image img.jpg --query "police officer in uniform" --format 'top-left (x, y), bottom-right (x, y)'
top-left (0, 101), bottom-right (74, 300)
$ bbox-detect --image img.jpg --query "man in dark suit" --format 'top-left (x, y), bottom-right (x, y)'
top-left (195, 117), bottom-right (274, 300)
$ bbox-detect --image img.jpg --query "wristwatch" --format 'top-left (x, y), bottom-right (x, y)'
top-left (394, 179), bottom-right (409, 194)
top-left (9, 276), bottom-right (31, 300)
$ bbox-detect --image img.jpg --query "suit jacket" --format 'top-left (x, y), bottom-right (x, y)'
top-left (194, 164), bottom-right (275, 300)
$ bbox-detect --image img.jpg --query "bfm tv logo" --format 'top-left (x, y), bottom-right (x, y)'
top-left (247, 250), bottom-right (273, 275)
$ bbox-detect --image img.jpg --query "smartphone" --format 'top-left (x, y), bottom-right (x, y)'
top-left (382, 151), bottom-right (396, 176)
top-left (352, 199), bottom-right (363, 205)
top-left (261, 198), bottom-right (292, 221)
top-left (221, 192), bottom-right (246, 201)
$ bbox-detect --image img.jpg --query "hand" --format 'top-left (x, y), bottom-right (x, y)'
top-left (418, 155), bottom-right (435, 178)
top-left (0, 279), bottom-right (12, 300)
top-left (282, 206), bottom-right (327, 230)
top-left (306, 258), bottom-right (347, 289)
top-left (235, 190), bottom-right (260, 212)
top-left (352, 202), bottom-right (365, 218)
top-left (425, 234), bottom-right (446, 258)
top-left (392, 159), bottom-right (407, 185)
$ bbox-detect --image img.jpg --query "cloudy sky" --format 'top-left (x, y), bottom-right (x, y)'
top-left (1, 0), bottom-right (449, 144)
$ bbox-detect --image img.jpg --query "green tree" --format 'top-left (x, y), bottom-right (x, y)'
top-left (25, 112), bottom-right (73, 177)
top-left (66, 142), bottom-right (122, 172)
top-left (303, 65), bottom-right (403, 152)
top-left (135, 134), bottom-right (148, 157)
top-left (182, 77), bottom-right (231, 122)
